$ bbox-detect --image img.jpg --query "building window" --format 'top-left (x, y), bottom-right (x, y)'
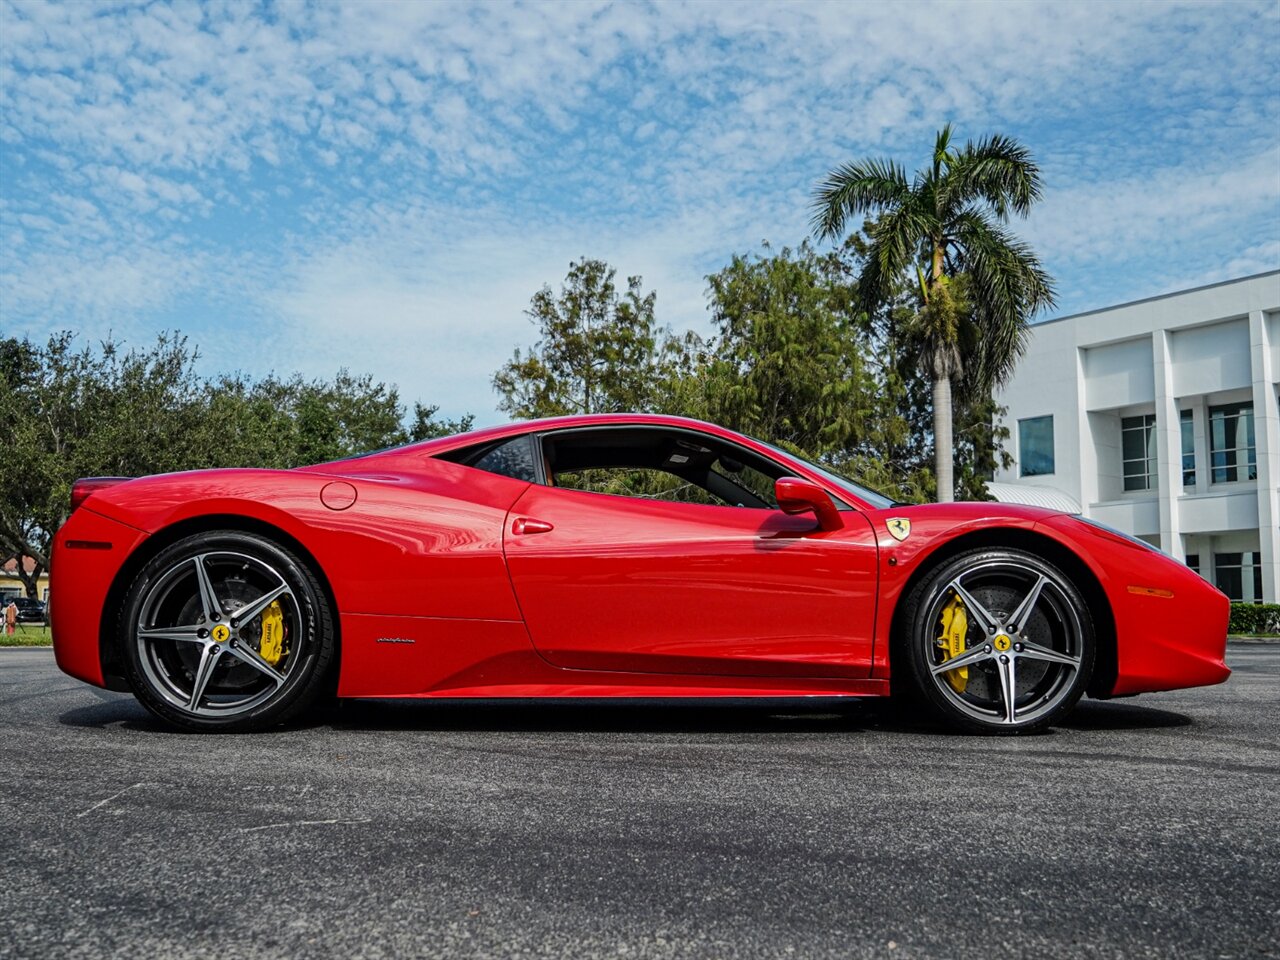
top-left (1185, 553), bottom-right (1200, 575)
top-left (1180, 409), bottom-right (1195, 488)
top-left (1121, 414), bottom-right (1157, 491)
top-left (1019, 415), bottom-right (1054, 477)
top-left (1214, 552), bottom-right (1263, 603)
top-left (1209, 402), bottom-right (1256, 483)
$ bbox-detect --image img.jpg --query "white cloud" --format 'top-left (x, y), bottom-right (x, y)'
top-left (0, 244), bottom-right (213, 324)
top-left (256, 194), bottom-right (743, 421)
top-left (1, 0), bottom-right (1277, 421)
top-left (1027, 147), bottom-right (1280, 265)
top-left (1020, 146), bottom-right (1280, 313)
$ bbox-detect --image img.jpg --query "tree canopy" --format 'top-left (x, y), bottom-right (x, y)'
top-left (494, 242), bottom-right (1002, 505)
top-left (810, 124), bottom-right (1054, 501)
top-left (678, 241), bottom-right (929, 498)
top-left (493, 257), bottom-right (688, 419)
top-left (0, 332), bottom-right (469, 597)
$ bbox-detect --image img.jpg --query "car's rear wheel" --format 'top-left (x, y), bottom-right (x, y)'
top-left (120, 531), bottom-right (335, 732)
top-left (901, 547), bottom-right (1095, 734)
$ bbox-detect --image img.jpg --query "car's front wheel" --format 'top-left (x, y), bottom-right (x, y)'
top-left (120, 531), bottom-right (335, 732)
top-left (901, 547), bottom-right (1095, 734)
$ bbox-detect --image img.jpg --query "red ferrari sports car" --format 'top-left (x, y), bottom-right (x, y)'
top-left (51, 414), bottom-right (1230, 734)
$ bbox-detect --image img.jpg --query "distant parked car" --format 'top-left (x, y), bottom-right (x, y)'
top-left (13, 597), bottom-right (46, 623)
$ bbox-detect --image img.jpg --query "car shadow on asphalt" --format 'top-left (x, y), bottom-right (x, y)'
top-left (1059, 699), bottom-right (1192, 730)
top-left (294, 695), bottom-right (1193, 737)
top-left (57, 695), bottom-right (1192, 737)
top-left (58, 696), bottom-right (885, 735)
top-left (321, 697), bottom-right (892, 735)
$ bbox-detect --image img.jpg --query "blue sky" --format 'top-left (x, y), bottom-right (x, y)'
top-left (2, 0), bottom-right (1278, 424)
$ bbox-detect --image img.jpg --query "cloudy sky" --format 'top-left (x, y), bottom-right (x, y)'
top-left (2, 0), bottom-right (1278, 423)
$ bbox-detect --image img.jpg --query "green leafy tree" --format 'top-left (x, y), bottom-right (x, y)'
top-left (670, 241), bottom-right (934, 503)
top-left (811, 124), bottom-right (1055, 501)
top-left (851, 231), bottom-right (1013, 502)
top-left (855, 261), bottom-right (937, 502)
top-left (0, 333), bottom-right (469, 597)
top-left (409, 403), bottom-right (475, 442)
top-left (953, 393), bottom-right (1012, 501)
top-left (494, 244), bottom-right (956, 505)
top-left (284, 370), bottom-right (409, 465)
top-left (494, 258), bottom-right (684, 418)
top-left (697, 243), bottom-right (870, 449)
top-left (0, 332), bottom-right (210, 597)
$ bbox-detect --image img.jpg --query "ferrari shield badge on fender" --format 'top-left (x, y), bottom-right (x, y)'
top-left (886, 517), bottom-right (911, 541)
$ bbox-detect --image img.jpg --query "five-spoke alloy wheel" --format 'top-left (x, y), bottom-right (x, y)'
top-left (121, 531), bottom-right (336, 732)
top-left (902, 548), bottom-right (1095, 734)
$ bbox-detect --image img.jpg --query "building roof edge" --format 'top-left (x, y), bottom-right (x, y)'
top-left (1033, 269), bottom-right (1280, 329)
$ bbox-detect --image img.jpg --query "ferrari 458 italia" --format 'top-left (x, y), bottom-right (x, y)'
top-left (51, 414), bottom-right (1230, 733)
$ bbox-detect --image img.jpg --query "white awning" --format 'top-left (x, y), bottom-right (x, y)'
top-left (986, 482), bottom-right (1081, 515)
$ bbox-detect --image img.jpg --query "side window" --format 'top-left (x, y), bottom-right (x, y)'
top-left (543, 428), bottom-right (785, 509)
top-left (554, 467), bottom-right (728, 506)
top-left (446, 436), bottom-right (538, 483)
top-left (710, 456), bottom-right (779, 508)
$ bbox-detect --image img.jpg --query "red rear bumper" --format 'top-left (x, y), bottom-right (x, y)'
top-left (51, 509), bottom-right (149, 689)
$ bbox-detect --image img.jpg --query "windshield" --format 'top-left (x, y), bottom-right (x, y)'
top-left (758, 440), bottom-right (899, 510)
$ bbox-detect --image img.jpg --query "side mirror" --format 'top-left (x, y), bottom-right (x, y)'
top-left (775, 476), bottom-right (843, 531)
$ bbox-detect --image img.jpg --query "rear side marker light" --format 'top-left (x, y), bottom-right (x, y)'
top-left (1127, 585), bottom-right (1174, 598)
top-left (65, 540), bottom-right (113, 550)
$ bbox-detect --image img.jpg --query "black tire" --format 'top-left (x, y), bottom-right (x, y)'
top-left (119, 531), bottom-right (336, 732)
top-left (900, 547), bottom-right (1095, 734)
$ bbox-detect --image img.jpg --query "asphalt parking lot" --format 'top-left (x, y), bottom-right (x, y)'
top-left (2, 644), bottom-right (1277, 960)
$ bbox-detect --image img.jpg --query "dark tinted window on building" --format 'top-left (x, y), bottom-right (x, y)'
top-left (1019, 415), bottom-right (1055, 477)
top-left (1180, 409), bottom-right (1195, 487)
top-left (1209, 403), bottom-right (1256, 483)
top-left (1214, 551), bottom-right (1263, 603)
top-left (1121, 414), bottom-right (1157, 491)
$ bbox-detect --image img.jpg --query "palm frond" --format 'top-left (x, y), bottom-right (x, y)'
top-left (809, 158), bottom-right (910, 240)
top-left (933, 123), bottom-right (954, 179)
top-left (854, 200), bottom-right (928, 313)
top-left (952, 208), bottom-right (1056, 390)
top-left (944, 134), bottom-right (1043, 219)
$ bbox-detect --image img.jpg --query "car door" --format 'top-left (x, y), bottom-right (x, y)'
top-left (503, 482), bottom-right (880, 678)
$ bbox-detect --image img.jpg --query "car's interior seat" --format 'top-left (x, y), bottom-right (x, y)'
top-left (542, 440), bottom-right (556, 486)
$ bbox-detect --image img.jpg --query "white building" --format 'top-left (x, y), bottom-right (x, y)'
top-left (993, 270), bottom-right (1280, 603)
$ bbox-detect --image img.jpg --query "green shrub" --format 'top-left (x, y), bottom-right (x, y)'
top-left (1228, 603), bottom-right (1280, 635)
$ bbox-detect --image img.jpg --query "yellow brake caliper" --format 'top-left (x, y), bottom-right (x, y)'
top-left (937, 595), bottom-right (969, 693)
top-left (258, 600), bottom-right (286, 667)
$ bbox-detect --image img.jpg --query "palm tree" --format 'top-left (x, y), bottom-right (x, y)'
top-left (811, 125), bottom-right (1055, 502)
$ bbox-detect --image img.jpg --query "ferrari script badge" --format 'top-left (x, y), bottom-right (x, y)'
top-left (885, 518), bottom-right (911, 542)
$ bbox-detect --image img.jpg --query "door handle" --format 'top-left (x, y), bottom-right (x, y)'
top-left (511, 517), bottom-right (555, 536)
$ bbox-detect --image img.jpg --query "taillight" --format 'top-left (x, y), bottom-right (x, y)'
top-left (70, 477), bottom-right (130, 513)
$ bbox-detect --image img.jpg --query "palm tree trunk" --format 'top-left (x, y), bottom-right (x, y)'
top-left (933, 374), bottom-right (954, 502)
top-left (928, 238), bottom-right (955, 503)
